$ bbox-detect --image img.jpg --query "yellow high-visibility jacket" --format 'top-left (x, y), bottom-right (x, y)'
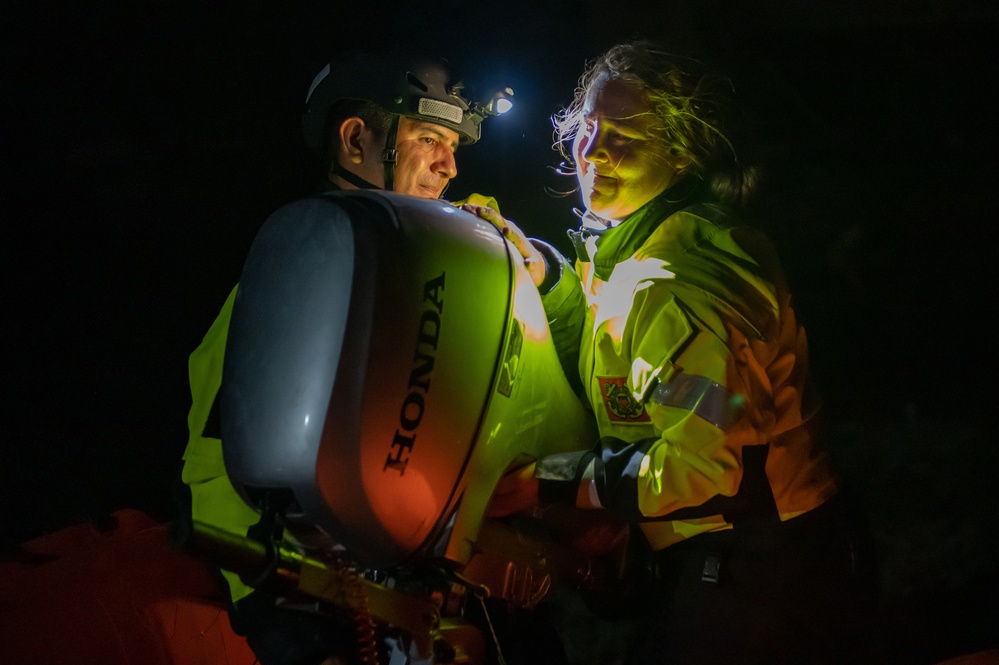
top-left (180, 284), bottom-right (260, 601)
top-left (537, 192), bottom-right (838, 551)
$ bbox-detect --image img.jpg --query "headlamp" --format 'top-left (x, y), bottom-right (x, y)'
top-left (465, 87), bottom-right (515, 127)
top-left (487, 88), bottom-right (515, 116)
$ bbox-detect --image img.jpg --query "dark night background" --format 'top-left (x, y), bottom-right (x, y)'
top-left (4, 1), bottom-right (999, 661)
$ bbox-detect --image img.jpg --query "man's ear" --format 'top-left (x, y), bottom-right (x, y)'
top-left (338, 117), bottom-right (367, 165)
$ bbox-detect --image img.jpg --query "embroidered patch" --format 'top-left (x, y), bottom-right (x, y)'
top-left (598, 377), bottom-right (651, 423)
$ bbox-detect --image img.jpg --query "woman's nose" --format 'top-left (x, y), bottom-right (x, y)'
top-left (579, 131), bottom-right (607, 164)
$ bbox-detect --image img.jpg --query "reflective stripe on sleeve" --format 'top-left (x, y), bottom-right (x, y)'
top-left (647, 373), bottom-right (740, 431)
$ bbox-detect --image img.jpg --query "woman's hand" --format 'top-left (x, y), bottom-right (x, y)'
top-left (462, 204), bottom-right (547, 288)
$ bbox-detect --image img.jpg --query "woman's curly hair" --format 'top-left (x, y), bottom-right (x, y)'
top-left (554, 41), bottom-right (759, 206)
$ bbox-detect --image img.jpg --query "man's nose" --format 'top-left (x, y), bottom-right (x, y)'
top-left (434, 149), bottom-right (457, 179)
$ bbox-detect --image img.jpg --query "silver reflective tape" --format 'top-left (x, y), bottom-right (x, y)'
top-left (418, 98), bottom-right (463, 125)
top-left (648, 373), bottom-right (738, 430)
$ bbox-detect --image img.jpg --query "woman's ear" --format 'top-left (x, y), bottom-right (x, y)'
top-left (667, 147), bottom-right (692, 172)
top-left (337, 117), bottom-right (367, 165)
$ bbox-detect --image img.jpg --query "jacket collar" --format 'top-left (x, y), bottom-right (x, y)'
top-left (571, 179), bottom-right (709, 281)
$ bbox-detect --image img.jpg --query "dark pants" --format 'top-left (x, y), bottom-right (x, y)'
top-left (628, 496), bottom-right (880, 665)
top-left (229, 590), bottom-right (359, 665)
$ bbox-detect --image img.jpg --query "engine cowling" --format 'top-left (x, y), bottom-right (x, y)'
top-left (221, 190), bottom-right (594, 568)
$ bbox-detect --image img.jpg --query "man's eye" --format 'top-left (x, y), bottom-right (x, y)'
top-left (421, 137), bottom-right (438, 146)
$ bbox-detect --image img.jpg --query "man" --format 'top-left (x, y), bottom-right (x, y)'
top-left (177, 50), bottom-right (502, 665)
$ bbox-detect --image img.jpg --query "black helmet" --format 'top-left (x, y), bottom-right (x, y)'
top-left (302, 51), bottom-right (493, 157)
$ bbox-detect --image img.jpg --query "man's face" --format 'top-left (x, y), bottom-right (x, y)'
top-left (572, 76), bottom-right (678, 222)
top-left (392, 117), bottom-right (460, 199)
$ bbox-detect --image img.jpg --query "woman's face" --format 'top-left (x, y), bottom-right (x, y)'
top-left (572, 76), bottom-right (680, 222)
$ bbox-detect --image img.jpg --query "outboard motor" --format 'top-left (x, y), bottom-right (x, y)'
top-left (201, 190), bottom-right (610, 662)
top-left (220, 188), bottom-right (596, 559)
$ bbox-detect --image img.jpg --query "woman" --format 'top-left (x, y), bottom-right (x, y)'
top-left (466, 41), bottom-right (879, 664)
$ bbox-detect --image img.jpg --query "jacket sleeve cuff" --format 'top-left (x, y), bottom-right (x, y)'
top-left (531, 239), bottom-right (569, 296)
top-left (535, 450), bottom-right (595, 505)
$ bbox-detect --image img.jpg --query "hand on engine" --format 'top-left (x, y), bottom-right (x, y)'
top-left (462, 204), bottom-right (547, 288)
top-left (486, 462), bottom-right (540, 517)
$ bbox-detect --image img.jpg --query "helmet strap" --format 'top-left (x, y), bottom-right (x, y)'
top-left (381, 115), bottom-right (400, 192)
top-left (329, 161), bottom-right (380, 190)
